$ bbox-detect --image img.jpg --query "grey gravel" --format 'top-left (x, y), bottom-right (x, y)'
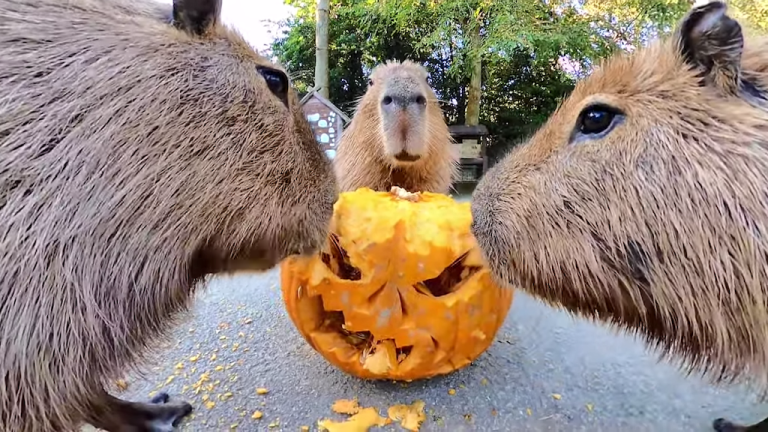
top-left (113, 269), bottom-right (766, 432)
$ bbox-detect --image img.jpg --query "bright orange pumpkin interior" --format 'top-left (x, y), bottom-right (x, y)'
top-left (280, 187), bottom-right (514, 380)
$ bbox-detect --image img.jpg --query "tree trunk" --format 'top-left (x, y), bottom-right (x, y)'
top-left (465, 21), bottom-right (482, 126)
top-left (456, 85), bottom-right (466, 125)
top-left (315, 0), bottom-right (330, 99)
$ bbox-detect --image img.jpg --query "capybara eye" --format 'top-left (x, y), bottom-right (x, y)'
top-left (256, 66), bottom-right (289, 105)
top-left (577, 104), bottom-right (622, 136)
top-left (382, 96), bottom-right (393, 106)
top-left (368, 79), bottom-right (374, 86)
top-left (415, 95), bottom-right (427, 105)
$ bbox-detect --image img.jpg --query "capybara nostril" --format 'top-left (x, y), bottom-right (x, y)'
top-left (381, 93), bottom-right (427, 110)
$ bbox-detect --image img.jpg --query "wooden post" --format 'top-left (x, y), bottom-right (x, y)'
top-left (465, 18), bottom-right (482, 126)
top-left (481, 136), bottom-right (488, 176)
top-left (315, 0), bottom-right (330, 99)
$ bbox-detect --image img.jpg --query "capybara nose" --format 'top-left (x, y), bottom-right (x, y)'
top-left (470, 180), bottom-right (504, 251)
top-left (295, 243), bottom-right (320, 257)
top-left (469, 193), bottom-right (491, 240)
top-left (381, 93), bottom-right (427, 110)
top-left (469, 203), bottom-right (489, 242)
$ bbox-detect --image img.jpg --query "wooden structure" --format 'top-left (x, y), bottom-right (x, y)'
top-left (300, 88), bottom-right (351, 160)
top-left (449, 124), bottom-right (489, 183)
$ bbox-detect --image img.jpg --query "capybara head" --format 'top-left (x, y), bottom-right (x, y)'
top-left (367, 60), bottom-right (435, 162)
top-left (333, 60), bottom-right (458, 193)
top-left (0, 0), bottom-right (336, 430)
top-left (472, 1), bottom-right (768, 387)
top-left (1, 0), bottom-right (338, 275)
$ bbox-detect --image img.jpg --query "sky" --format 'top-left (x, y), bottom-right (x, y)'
top-left (158, 0), bottom-right (296, 53)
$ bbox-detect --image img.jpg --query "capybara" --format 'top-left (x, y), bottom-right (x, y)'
top-left (332, 60), bottom-right (459, 194)
top-left (470, 2), bottom-right (768, 431)
top-left (0, 0), bottom-right (338, 431)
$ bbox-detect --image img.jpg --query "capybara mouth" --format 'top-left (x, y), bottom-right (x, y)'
top-left (394, 151), bottom-right (421, 162)
top-left (291, 242), bottom-right (323, 258)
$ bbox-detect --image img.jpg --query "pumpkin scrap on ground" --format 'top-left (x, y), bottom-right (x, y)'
top-left (319, 398), bottom-right (427, 432)
top-left (281, 187), bottom-right (514, 380)
top-left (332, 399), bottom-right (363, 415)
top-left (318, 402), bottom-right (390, 432)
top-left (387, 400), bottom-right (427, 431)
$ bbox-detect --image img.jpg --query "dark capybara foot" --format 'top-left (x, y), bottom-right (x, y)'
top-left (714, 416), bottom-right (768, 432)
top-left (149, 392), bottom-right (171, 405)
top-left (714, 418), bottom-right (748, 432)
top-left (87, 391), bottom-right (194, 432)
top-left (141, 395), bottom-right (193, 430)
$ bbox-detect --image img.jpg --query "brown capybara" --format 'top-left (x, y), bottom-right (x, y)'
top-left (332, 60), bottom-right (459, 194)
top-left (470, 2), bottom-right (768, 431)
top-left (0, 0), bottom-right (338, 431)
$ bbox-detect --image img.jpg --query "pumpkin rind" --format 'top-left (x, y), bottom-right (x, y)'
top-left (280, 187), bottom-right (514, 380)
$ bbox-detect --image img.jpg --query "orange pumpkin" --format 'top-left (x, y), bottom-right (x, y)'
top-left (280, 187), bottom-right (514, 380)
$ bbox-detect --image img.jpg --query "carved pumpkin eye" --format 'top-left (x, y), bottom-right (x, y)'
top-left (280, 187), bottom-right (514, 380)
top-left (575, 103), bottom-right (624, 139)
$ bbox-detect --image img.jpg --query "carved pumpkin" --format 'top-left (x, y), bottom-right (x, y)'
top-left (280, 187), bottom-right (514, 380)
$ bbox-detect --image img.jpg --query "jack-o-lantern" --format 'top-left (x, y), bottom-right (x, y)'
top-left (280, 187), bottom-right (514, 380)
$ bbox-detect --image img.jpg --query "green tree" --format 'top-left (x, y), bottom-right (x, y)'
top-left (581, 0), bottom-right (768, 48)
top-left (728, 0), bottom-right (768, 33)
top-left (270, 0), bottom-right (767, 162)
top-left (272, 0), bottom-right (592, 134)
top-left (375, 0), bottom-right (612, 125)
top-left (315, 0), bottom-right (331, 98)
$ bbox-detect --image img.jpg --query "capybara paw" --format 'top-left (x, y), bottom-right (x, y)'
top-left (149, 392), bottom-right (171, 404)
top-left (145, 395), bottom-right (193, 430)
top-left (713, 417), bottom-right (747, 432)
top-left (160, 402), bottom-right (193, 429)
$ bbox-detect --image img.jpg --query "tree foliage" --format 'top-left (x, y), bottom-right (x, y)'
top-left (271, 0), bottom-right (768, 162)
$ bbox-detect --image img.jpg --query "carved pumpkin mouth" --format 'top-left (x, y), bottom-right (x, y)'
top-left (280, 187), bottom-right (514, 381)
top-left (315, 234), bottom-right (483, 365)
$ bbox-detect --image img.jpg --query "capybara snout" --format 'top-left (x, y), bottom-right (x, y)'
top-left (470, 141), bottom-right (548, 289)
top-left (470, 173), bottom-right (511, 284)
top-left (233, 84), bottom-right (339, 270)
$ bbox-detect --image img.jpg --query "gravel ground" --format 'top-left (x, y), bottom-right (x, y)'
top-left (109, 269), bottom-right (766, 432)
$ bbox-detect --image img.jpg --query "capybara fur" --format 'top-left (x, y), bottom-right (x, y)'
top-left (0, 0), bottom-right (338, 431)
top-left (471, 2), bottom-right (768, 431)
top-left (332, 60), bottom-right (458, 194)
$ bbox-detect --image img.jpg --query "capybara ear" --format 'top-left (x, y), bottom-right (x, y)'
top-left (172, 0), bottom-right (223, 36)
top-left (677, 1), bottom-right (744, 95)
